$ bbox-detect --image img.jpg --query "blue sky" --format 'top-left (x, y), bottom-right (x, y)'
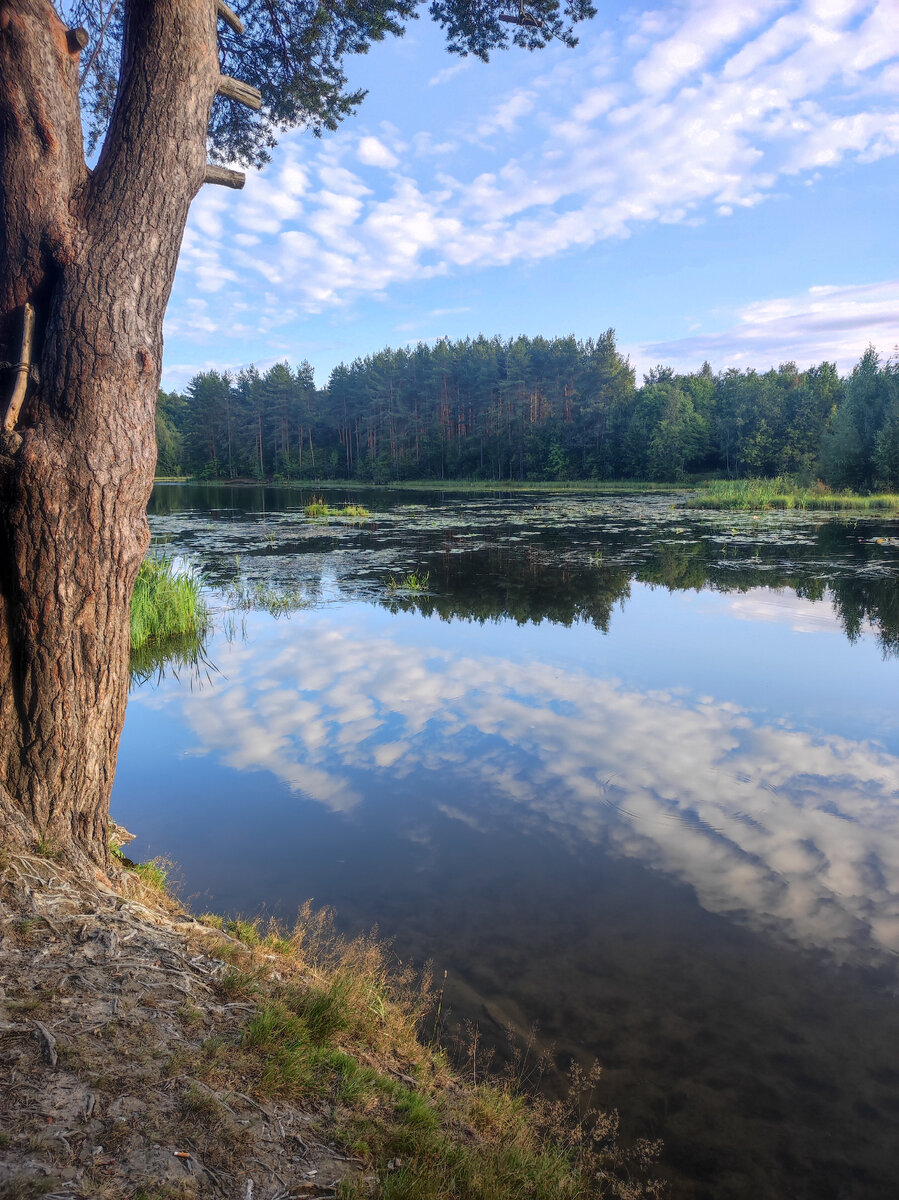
top-left (162, 0), bottom-right (899, 390)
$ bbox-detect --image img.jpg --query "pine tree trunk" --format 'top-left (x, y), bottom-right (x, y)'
top-left (0, 0), bottom-right (218, 868)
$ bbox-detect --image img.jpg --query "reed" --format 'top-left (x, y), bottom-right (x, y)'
top-left (304, 495), bottom-right (370, 518)
top-left (130, 555), bottom-right (207, 650)
top-left (388, 571), bottom-right (431, 592)
top-left (692, 477), bottom-right (899, 512)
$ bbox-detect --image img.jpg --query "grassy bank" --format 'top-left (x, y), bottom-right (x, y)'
top-left (159, 476), bottom-right (690, 496)
top-left (130, 555), bottom-right (207, 651)
top-left (155, 475), bottom-right (899, 511)
top-left (173, 904), bottom-right (661, 1200)
top-left (691, 478), bottom-right (899, 512)
top-left (89, 839), bottom-right (661, 1200)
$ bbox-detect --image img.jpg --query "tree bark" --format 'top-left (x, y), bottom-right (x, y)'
top-left (0, 0), bottom-right (219, 868)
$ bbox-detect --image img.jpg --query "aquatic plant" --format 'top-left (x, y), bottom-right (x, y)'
top-left (225, 578), bottom-right (307, 616)
top-left (130, 554), bottom-right (207, 650)
top-left (388, 571), bottom-right (431, 592)
top-left (304, 495), bottom-right (370, 518)
top-left (693, 477), bottom-right (899, 512)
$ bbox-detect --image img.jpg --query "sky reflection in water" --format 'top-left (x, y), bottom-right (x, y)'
top-left (115, 488), bottom-right (899, 1199)
top-left (131, 598), bottom-right (899, 971)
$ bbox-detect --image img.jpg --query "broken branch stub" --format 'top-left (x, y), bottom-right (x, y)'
top-left (204, 164), bottom-right (247, 189)
top-left (217, 76), bottom-right (262, 111)
top-left (3, 302), bottom-right (35, 433)
top-left (66, 27), bottom-right (89, 53)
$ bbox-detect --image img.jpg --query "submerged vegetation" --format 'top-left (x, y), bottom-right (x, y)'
top-left (225, 576), bottom-right (307, 616)
top-left (130, 554), bottom-right (207, 650)
top-left (388, 571), bottom-right (431, 592)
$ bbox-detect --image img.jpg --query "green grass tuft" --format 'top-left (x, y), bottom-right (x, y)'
top-left (304, 495), bottom-right (370, 518)
top-left (131, 858), bottom-right (169, 892)
top-left (388, 571), bottom-right (431, 592)
top-left (130, 555), bottom-right (207, 650)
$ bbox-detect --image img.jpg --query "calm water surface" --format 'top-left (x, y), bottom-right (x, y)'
top-left (114, 484), bottom-right (899, 1199)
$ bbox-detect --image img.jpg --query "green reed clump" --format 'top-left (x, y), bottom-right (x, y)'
top-left (387, 571), bottom-right (431, 592)
top-left (304, 495), bottom-right (370, 518)
top-left (692, 477), bottom-right (899, 512)
top-left (130, 556), bottom-right (207, 650)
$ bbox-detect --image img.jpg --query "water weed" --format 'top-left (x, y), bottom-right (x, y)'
top-left (692, 477), bottom-right (899, 512)
top-left (388, 571), bottom-right (431, 592)
top-left (305, 495), bottom-right (370, 518)
top-left (130, 555), bottom-right (207, 650)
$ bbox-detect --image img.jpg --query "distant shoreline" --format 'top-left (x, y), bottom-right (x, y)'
top-left (152, 476), bottom-right (899, 511)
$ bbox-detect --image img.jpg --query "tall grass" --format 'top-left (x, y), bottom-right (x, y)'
top-left (130, 555), bottom-right (207, 650)
top-left (692, 477), bottom-right (899, 512)
top-left (177, 903), bottom-right (662, 1199)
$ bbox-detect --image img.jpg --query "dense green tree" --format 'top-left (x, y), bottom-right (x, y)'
top-left (155, 390), bottom-right (186, 476)
top-left (171, 341), bottom-right (898, 489)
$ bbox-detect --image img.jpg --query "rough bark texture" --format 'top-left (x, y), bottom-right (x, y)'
top-left (0, 0), bottom-right (219, 867)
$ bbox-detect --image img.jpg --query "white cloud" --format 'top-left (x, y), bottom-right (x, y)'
top-left (428, 59), bottom-right (472, 87)
top-left (139, 604), bottom-right (899, 969)
top-left (633, 278), bottom-right (899, 373)
top-left (168, 0), bottom-right (899, 341)
top-left (357, 136), bottom-right (400, 169)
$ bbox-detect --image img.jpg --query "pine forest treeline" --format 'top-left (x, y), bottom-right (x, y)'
top-left (157, 334), bottom-right (899, 488)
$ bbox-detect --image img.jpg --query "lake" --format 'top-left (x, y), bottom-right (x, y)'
top-left (113, 483), bottom-right (899, 1199)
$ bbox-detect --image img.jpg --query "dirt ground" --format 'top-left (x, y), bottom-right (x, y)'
top-left (0, 846), bottom-right (366, 1200)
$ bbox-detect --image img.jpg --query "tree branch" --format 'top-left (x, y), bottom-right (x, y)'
top-left (217, 75), bottom-right (263, 110)
top-left (216, 1), bottom-right (244, 36)
top-left (89, 0), bottom-right (220, 247)
top-left (204, 164), bottom-right (246, 189)
top-left (3, 304), bottom-right (35, 433)
top-left (80, 0), bottom-right (121, 86)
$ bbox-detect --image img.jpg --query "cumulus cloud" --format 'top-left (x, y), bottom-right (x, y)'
top-left (357, 136), bottom-right (400, 169)
top-left (167, 0), bottom-right (899, 343)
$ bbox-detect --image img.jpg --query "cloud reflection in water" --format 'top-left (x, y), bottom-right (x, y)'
top-left (136, 605), bottom-right (899, 970)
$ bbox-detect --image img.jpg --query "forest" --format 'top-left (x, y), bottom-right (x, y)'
top-left (156, 333), bottom-right (899, 488)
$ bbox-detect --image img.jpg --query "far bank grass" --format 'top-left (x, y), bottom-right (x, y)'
top-left (692, 477), bottom-right (899, 512)
top-left (164, 475), bottom-right (689, 496)
top-left (130, 555), bottom-right (207, 650)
